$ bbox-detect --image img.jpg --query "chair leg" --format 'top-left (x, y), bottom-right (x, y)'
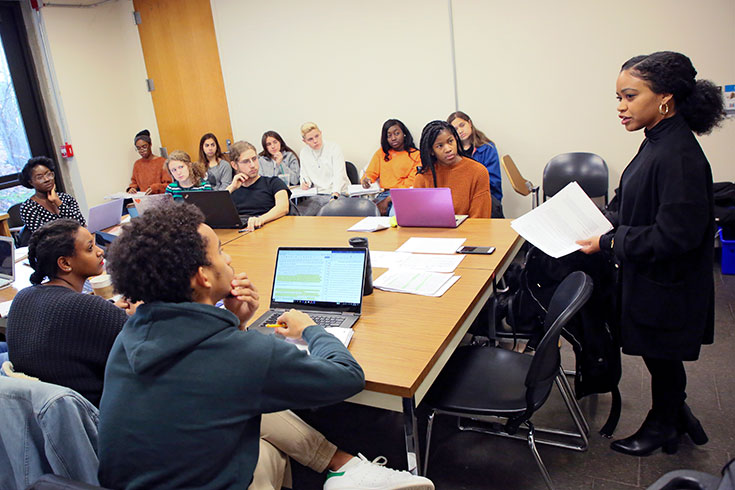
top-left (557, 367), bottom-right (590, 436)
top-left (423, 411), bottom-right (436, 477)
top-left (526, 421), bottom-right (554, 490)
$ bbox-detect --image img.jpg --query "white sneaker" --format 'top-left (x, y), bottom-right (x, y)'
top-left (323, 453), bottom-right (434, 490)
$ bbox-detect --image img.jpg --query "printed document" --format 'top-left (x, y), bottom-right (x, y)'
top-left (396, 237), bottom-right (466, 254)
top-left (511, 181), bottom-right (613, 258)
top-left (370, 251), bottom-right (465, 273)
top-left (373, 268), bottom-right (460, 297)
top-left (348, 217), bottom-right (392, 232)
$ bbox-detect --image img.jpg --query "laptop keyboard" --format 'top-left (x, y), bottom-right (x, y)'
top-left (261, 312), bottom-right (345, 328)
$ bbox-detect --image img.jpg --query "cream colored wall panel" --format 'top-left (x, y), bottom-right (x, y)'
top-left (212, 0), bottom-right (454, 171)
top-left (42, 0), bottom-right (159, 209)
top-left (452, 0), bottom-right (735, 217)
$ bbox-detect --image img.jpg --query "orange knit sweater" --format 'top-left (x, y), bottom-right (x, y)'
top-left (128, 156), bottom-right (172, 194)
top-left (364, 149), bottom-right (421, 189)
top-left (413, 157), bottom-right (491, 218)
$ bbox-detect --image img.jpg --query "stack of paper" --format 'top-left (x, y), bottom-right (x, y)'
top-left (373, 268), bottom-right (460, 297)
top-left (290, 187), bottom-right (318, 199)
top-left (347, 183), bottom-right (380, 197)
top-left (396, 237), bottom-right (466, 254)
top-left (348, 217), bottom-right (392, 232)
top-left (370, 251), bottom-right (465, 273)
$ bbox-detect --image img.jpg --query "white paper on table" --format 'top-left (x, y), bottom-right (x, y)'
top-left (510, 181), bottom-right (613, 259)
top-left (14, 247), bottom-right (28, 263)
top-left (289, 187), bottom-right (318, 199)
top-left (285, 327), bottom-right (354, 352)
top-left (373, 268), bottom-right (456, 296)
top-left (347, 183), bottom-right (380, 196)
top-left (429, 275), bottom-right (461, 297)
top-left (370, 251), bottom-right (465, 273)
top-left (105, 191), bottom-right (146, 200)
top-left (0, 299), bottom-right (12, 318)
top-left (348, 217), bottom-right (392, 232)
top-left (396, 237), bottom-right (466, 254)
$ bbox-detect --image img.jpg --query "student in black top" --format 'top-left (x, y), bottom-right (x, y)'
top-left (226, 140), bottom-right (291, 231)
top-left (578, 51), bottom-right (725, 457)
top-left (18, 156), bottom-right (86, 235)
top-left (6, 219), bottom-right (136, 407)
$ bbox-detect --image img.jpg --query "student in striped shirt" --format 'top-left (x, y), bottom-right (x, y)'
top-left (165, 150), bottom-right (212, 200)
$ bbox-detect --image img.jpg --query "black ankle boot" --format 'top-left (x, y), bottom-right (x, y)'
top-left (611, 411), bottom-right (679, 456)
top-left (677, 403), bottom-right (708, 445)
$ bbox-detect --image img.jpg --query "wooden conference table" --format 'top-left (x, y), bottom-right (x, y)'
top-left (218, 216), bottom-right (523, 474)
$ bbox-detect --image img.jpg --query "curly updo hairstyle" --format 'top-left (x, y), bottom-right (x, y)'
top-left (28, 219), bottom-right (81, 285)
top-left (106, 202), bottom-right (210, 303)
top-left (20, 156), bottom-right (56, 189)
top-left (621, 51), bottom-right (726, 135)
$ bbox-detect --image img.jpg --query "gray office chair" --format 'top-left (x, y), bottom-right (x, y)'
top-left (317, 197), bottom-right (380, 217)
top-left (423, 271), bottom-right (593, 490)
top-left (542, 152), bottom-right (608, 204)
top-left (7, 202), bottom-right (30, 247)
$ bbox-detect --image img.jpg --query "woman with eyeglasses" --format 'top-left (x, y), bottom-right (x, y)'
top-left (19, 156), bottom-right (86, 235)
top-left (126, 129), bottom-right (172, 195)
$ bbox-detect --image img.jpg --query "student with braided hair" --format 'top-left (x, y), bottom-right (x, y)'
top-left (413, 120), bottom-right (491, 218)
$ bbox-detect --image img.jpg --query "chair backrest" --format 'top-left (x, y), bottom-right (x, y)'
top-left (317, 197), bottom-right (380, 217)
top-left (524, 271), bottom-right (593, 407)
top-left (7, 203), bottom-right (23, 228)
top-left (542, 152), bottom-right (608, 203)
top-left (501, 155), bottom-right (532, 197)
top-left (345, 161), bottom-right (360, 185)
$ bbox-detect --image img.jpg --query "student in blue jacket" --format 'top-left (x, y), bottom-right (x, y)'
top-left (448, 111), bottom-right (504, 217)
top-left (99, 203), bottom-right (433, 490)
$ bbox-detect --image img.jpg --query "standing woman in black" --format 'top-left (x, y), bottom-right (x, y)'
top-left (578, 51), bottom-right (725, 456)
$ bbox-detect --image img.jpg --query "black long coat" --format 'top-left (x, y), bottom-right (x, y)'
top-left (604, 114), bottom-right (715, 360)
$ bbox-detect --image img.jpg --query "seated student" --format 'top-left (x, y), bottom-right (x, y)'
top-left (99, 204), bottom-right (434, 490)
top-left (226, 141), bottom-right (290, 232)
top-left (126, 129), bottom-right (172, 194)
top-left (259, 130), bottom-right (300, 186)
top-left (6, 219), bottom-right (136, 407)
top-left (199, 132), bottom-right (233, 191)
top-left (447, 111), bottom-right (503, 217)
top-left (18, 156), bottom-right (86, 235)
top-left (361, 119), bottom-right (421, 215)
top-left (298, 122), bottom-right (350, 215)
top-left (165, 150), bottom-right (212, 199)
top-left (414, 120), bottom-right (491, 218)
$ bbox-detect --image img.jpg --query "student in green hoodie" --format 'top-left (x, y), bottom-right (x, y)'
top-left (99, 203), bottom-right (433, 490)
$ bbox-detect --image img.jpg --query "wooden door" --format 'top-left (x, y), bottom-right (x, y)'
top-left (133, 0), bottom-right (232, 160)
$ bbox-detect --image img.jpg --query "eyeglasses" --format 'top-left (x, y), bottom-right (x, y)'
top-left (33, 170), bottom-right (54, 182)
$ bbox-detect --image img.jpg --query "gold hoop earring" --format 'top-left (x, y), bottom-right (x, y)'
top-left (658, 102), bottom-right (669, 115)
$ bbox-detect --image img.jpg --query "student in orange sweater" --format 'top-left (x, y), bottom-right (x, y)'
top-left (361, 119), bottom-right (421, 215)
top-left (127, 129), bottom-right (172, 195)
top-left (413, 120), bottom-right (491, 218)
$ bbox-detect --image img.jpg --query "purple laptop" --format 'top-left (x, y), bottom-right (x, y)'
top-left (389, 188), bottom-right (468, 228)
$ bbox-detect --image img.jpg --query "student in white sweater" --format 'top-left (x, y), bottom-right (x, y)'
top-left (297, 122), bottom-right (350, 215)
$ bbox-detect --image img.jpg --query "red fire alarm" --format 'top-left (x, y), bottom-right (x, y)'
top-left (60, 142), bottom-right (74, 158)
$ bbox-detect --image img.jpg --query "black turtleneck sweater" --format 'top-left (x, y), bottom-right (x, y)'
top-left (601, 113), bottom-right (714, 360)
top-left (6, 285), bottom-right (127, 407)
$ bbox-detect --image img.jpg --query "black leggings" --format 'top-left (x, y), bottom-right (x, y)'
top-left (643, 357), bottom-right (687, 425)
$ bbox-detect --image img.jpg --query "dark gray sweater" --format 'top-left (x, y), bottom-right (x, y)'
top-left (6, 285), bottom-right (127, 407)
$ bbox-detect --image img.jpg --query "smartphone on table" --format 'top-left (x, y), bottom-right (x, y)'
top-left (456, 246), bottom-right (496, 254)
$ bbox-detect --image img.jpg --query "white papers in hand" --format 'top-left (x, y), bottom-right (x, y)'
top-left (347, 183), bottom-right (380, 196)
top-left (373, 268), bottom-right (460, 297)
top-left (396, 237), bottom-right (466, 254)
top-left (290, 187), bottom-right (318, 199)
top-left (348, 217), bottom-right (392, 232)
top-left (370, 251), bottom-right (465, 273)
top-left (510, 181), bottom-right (613, 258)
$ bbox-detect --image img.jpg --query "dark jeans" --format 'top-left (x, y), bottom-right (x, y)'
top-left (643, 356), bottom-right (686, 425)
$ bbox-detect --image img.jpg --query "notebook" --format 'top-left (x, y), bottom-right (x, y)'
top-left (390, 188), bottom-right (468, 228)
top-left (132, 193), bottom-right (173, 215)
top-left (87, 199), bottom-right (124, 233)
top-left (180, 190), bottom-right (247, 229)
top-left (0, 236), bottom-right (15, 289)
top-left (249, 247), bottom-right (367, 333)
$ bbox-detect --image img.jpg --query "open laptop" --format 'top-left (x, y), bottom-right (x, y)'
top-left (249, 247), bottom-right (367, 333)
top-left (132, 193), bottom-right (173, 215)
top-left (87, 199), bottom-right (124, 233)
top-left (181, 190), bottom-right (247, 229)
top-left (390, 187), bottom-right (468, 228)
top-left (0, 236), bottom-right (14, 289)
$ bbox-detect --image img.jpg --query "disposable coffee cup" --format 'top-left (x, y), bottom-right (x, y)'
top-left (89, 274), bottom-right (114, 299)
top-left (278, 174), bottom-right (290, 187)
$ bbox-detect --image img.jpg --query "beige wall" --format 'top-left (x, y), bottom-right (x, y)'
top-left (39, 0), bottom-right (159, 210)
top-left (36, 0), bottom-right (734, 218)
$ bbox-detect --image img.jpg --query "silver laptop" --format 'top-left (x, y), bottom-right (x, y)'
top-left (0, 236), bottom-right (15, 289)
top-left (132, 193), bottom-right (173, 215)
top-left (87, 199), bottom-right (124, 233)
top-left (249, 247), bottom-right (367, 333)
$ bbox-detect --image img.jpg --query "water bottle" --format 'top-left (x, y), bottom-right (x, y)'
top-left (348, 236), bottom-right (373, 295)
